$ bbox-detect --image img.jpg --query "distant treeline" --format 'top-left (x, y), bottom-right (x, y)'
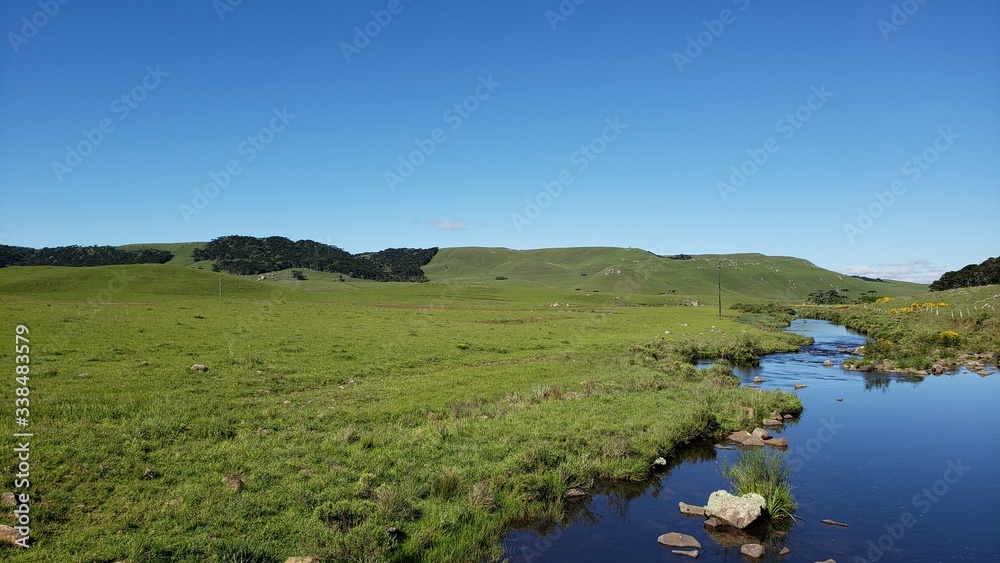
top-left (191, 235), bottom-right (438, 281)
top-left (0, 244), bottom-right (173, 268)
top-left (930, 256), bottom-right (1000, 291)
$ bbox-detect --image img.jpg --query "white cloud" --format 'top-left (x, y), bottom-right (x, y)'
top-left (428, 219), bottom-right (466, 231)
top-left (427, 219), bottom-right (489, 231)
top-left (844, 259), bottom-right (945, 284)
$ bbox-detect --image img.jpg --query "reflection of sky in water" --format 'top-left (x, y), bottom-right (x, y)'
top-left (504, 319), bottom-right (1000, 562)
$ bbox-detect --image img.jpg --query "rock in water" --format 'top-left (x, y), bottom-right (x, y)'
top-left (794, 383), bottom-right (807, 389)
top-left (672, 549), bottom-right (699, 558)
top-left (565, 487), bottom-right (587, 500)
top-left (653, 457), bottom-right (668, 466)
top-left (742, 436), bottom-right (767, 447)
top-left (705, 491), bottom-right (765, 529)
top-left (762, 418), bottom-right (783, 427)
top-left (823, 360), bottom-right (834, 366)
top-left (751, 428), bottom-right (772, 440)
top-left (728, 430), bottom-right (751, 443)
top-left (779, 547), bottom-right (791, 556)
top-left (820, 518), bottom-right (848, 527)
top-left (656, 532), bottom-right (702, 549)
top-left (679, 501), bottom-right (706, 517)
top-left (763, 437), bottom-right (788, 448)
top-left (740, 543), bottom-right (765, 558)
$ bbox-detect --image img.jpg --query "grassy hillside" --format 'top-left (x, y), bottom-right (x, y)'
top-left (423, 247), bottom-right (928, 301)
top-left (0, 264), bottom-right (808, 562)
top-left (104, 242), bottom-right (927, 303)
top-left (117, 242), bottom-right (210, 268)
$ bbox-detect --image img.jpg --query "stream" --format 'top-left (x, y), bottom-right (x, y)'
top-left (501, 319), bottom-right (1000, 562)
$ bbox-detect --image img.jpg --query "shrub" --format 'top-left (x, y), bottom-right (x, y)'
top-left (720, 449), bottom-right (797, 520)
top-left (938, 330), bottom-right (961, 347)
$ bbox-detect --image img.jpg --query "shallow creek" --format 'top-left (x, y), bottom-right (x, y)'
top-left (502, 319), bottom-right (1000, 562)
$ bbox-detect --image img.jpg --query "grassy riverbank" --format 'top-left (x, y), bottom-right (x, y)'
top-left (0, 265), bottom-right (806, 562)
top-left (797, 285), bottom-right (999, 372)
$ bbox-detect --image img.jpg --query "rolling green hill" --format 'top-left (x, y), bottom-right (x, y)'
top-left (100, 242), bottom-right (929, 302)
top-left (423, 247), bottom-right (928, 301)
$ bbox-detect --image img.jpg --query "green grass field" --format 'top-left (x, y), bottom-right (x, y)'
top-left (0, 250), bottom-right (935, 561)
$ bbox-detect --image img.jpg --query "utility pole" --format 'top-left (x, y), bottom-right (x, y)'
top-left (717, 260), bottom-right (722, 319)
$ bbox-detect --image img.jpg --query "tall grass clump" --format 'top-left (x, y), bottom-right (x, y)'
top-left (721, 449), bottom-right (797, 520)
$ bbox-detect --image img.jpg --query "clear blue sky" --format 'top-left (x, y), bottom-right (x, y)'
top-left (2, 0), bottom-right (998, 283)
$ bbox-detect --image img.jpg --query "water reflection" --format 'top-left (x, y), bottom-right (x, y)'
top-left (503, 319), bottom-right (1000, 562)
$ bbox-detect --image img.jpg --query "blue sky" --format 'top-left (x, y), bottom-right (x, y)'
top-left (1, 0), bottom-right (997, 283)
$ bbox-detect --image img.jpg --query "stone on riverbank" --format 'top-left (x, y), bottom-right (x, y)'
top-left (657, 532), bottom-right (701, 549)
top-left (728, 430), bottom-right (751, 443)
top-left (740, 543), bottom-right (765, 558)
top-left (763, 437), bottom-right (788, 448)
top-left (705, 491), bottom-right (765, 529)
top-left (679, 502), bottom-right (706, 517)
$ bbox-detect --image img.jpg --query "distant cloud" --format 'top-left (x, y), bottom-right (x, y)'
top-left (844, 259), bottom-right (945, 284)
top-left (428, 219), bottom-right (467, 231)
top-left (427, 219), bottom-right (488, 231)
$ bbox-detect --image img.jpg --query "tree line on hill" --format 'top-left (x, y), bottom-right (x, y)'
top-left (0, 244), bottom-right (173, 268)
top-left (930, 256), bottom-right (1000, 291)
top-left (191, 236), bottom-right (438, 282)
top-left (806, 288), bottom-right (881, 305)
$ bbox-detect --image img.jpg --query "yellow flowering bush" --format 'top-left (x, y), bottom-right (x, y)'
top-left (875, 296), bottom-right (894, 304)
top-left (938, 330), bottom-right (960, 347)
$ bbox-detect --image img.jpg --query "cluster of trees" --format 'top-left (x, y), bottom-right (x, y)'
top-left (930, 256), bottom-right (1000, 291)
top-left (0, 244), bottom-right (173, 268)
top-left (806, 288), bottom-right (881, 305)
top-left (191, 236), bottom-right (437, 281)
